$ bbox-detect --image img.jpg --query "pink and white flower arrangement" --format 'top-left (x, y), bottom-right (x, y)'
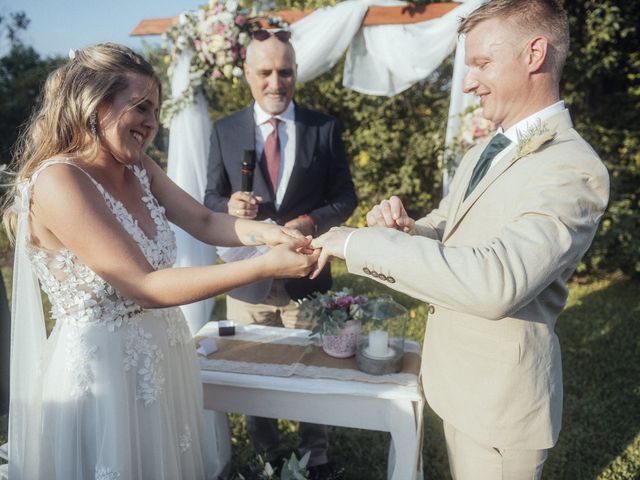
top-left (299, 288), bottom-right (406, 341)
top-left (161, 0), bottom-right (288, 125)
top-left (445, 104), bottom-right (496, 173)
top-left (299, 288), bottom-right (369, 340)
top-left (460, 107), bottom-right (494, 149)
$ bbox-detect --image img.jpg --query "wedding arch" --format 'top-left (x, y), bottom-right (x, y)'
top-left (132, 0), bottom-right (487, 334)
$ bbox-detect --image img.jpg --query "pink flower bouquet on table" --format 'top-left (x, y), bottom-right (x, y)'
top-left (299, 289), bottom-right (406, 359)
top-left (299, 288), bottom-right (368, 341)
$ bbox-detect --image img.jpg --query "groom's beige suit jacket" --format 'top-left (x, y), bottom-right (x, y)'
top-left (345, 109), bottom-right (609, 449)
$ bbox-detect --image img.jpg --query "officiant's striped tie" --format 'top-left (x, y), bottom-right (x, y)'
top-left (464, 133), bottom-right (511, 200)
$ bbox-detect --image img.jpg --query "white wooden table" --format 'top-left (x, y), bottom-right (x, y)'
top-left (197, 322), bottom-right (425, 480)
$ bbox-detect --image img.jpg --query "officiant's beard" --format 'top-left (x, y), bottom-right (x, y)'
top-left (262, 90), bottom-right (291, 115)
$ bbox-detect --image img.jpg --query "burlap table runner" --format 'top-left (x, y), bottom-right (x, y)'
top-left (196, 331), bottom-right (421, 386)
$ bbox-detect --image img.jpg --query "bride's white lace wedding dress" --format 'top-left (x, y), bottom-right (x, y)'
top-left (13, 160), bottom-right (214, 479)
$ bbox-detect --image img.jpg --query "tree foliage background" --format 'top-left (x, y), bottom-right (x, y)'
top-left (0, 13), bottom-right (64, 164)
top-left (0, 0), bottom-right (638, 278)
top-left (561, 0), bottom-right (640, 277)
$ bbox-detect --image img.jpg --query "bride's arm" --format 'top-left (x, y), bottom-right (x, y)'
top-left (31, 163), bottom-right (318, 309)
top-left (142, 155), bottom-right (298, 248)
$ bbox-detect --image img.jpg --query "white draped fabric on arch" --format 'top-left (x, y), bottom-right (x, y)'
top-left (168, 0), bottom-right (485, 334)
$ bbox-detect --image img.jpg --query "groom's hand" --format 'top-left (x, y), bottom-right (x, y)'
top-left (309, 227), bottom-right (354, 279)
top-left (366, 195), bottom-right (415, 234)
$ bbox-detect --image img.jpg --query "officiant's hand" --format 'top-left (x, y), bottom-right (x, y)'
top-left (309, 226), bottom-right (355, 279)
top-left (367, 195), bottom-right (416, 234)
top-left (228, 191), bottom-right (263, 219)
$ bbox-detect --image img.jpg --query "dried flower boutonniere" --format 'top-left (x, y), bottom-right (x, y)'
top-left (515, 120), bottom-right (557, 159)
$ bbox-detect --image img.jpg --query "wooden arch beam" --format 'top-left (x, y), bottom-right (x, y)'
top-left (130, 3), bottom-right (461, 36)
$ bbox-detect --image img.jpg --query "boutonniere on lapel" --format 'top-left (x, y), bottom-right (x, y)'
top-left (514, 120), bottom-right (557, 160)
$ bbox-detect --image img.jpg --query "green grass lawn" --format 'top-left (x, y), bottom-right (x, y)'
top-left (1, 264), bottom-right (639, 479)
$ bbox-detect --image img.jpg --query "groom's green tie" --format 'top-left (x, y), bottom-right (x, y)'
top-left (464, 133), bottom-right (512, 200)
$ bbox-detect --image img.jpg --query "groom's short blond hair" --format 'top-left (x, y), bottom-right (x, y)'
top-left (458, 0), bottom-right (570, 82)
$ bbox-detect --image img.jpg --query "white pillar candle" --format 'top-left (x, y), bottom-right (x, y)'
top-left (368, 330), bottom-right (389, 357)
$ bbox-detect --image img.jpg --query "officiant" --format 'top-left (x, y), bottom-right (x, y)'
top-left (204, 29), bottom-right (356, 477)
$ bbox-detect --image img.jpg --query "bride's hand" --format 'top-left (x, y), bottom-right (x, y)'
top-left (262, 242), bottom-right (320, 279)
top-left (261, 224), bottom-right (309, 249)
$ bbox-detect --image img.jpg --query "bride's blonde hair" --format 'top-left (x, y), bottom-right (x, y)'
top-left (2, 42), bottom-right (160, 242)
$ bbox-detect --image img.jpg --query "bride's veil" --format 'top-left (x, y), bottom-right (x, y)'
top-left (8, 179), bottom-right (46, 478)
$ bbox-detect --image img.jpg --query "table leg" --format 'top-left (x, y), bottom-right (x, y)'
top-left (414, 398), bottom-right (425, 480)
top-left (386, 399), bottom-right (422, 480)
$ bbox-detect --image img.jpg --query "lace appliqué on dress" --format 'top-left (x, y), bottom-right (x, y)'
top-left (179, 425), bottom-right (192, 453)
top-left (123, 324), bottom-right (165, 406)
top-left (28, 244), bottom-right (143, 332)
top-left (157, 309), bottom-right (190, 347)
top-left (66, 329), bottom-right (99, 397)
top-left (95, 465), bottom-right (121, 480)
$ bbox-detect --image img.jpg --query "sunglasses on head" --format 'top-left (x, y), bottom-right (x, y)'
top-left (252, 29), bottom-right (291, 42)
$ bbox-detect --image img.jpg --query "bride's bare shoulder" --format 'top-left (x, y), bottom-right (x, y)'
top-left (31, 160), bottom-right (102, 209)
top-left (32, 158), bottom-right (91, 184)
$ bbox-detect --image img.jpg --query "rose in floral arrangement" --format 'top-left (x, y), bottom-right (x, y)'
top-left (460, 106), bottom-right (494, 149)
top-left (193, 0), bottom-right (248, 82)
top-left (298, 288), bottom-right (369, 341)
top-left (445, 104), bottom-right (496, 174)
top-left (299, 288), bottom-right (406, 338)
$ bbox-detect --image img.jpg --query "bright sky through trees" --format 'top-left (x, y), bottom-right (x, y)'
top-left (1, 0), bottom-right (198, 57)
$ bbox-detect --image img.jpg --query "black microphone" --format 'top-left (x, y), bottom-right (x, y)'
top-left (240, 150), bottom-right (256, 194)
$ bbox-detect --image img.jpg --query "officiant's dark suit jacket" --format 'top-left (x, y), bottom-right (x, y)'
top-left (204, 102), bottom-right (357, 302)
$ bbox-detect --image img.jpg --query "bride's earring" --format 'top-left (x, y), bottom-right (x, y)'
top-left (90, 111), bottom-right (98, 138)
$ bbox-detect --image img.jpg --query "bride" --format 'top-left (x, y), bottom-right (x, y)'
top-left (2, 42), bottom-right (319, 479)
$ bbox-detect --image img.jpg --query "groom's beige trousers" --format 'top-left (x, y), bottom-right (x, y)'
top-left (444, 421), bottom-right (548, 480)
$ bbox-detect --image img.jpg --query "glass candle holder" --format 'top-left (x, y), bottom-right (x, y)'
top-left (355, 297), bottom-right (407, 375)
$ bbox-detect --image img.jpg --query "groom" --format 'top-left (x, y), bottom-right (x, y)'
top-left (311, 0), bottom-right (609, 478)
